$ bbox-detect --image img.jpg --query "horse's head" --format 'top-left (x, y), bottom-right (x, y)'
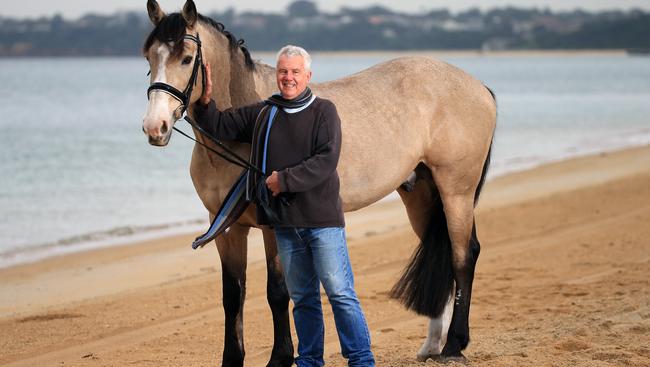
top-left (142, 0), bottom-right (204, 146)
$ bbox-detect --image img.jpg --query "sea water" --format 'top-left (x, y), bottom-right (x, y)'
top-left (1, 53), bottom-right (649, 267)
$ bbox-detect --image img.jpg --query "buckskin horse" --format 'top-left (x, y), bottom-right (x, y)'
top-left (141, 0), bottom-right (496, 365)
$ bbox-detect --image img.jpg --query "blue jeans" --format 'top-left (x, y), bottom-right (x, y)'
top-left (274, 227), bottom-right (375, 367)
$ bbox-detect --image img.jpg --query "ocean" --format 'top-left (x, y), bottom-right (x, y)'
top-left (1, 52), bottom-right (649, 267)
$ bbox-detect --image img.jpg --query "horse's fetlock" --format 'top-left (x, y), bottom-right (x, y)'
top-left (221, 353), bottom-right (245, 367)
top-left (266, 354), bottom-right (294, 367)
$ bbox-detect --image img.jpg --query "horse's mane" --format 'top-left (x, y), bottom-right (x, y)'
top-left (143, 13), bottom-right (255, 70)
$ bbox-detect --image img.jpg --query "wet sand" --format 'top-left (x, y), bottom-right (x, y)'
top-left (1, 145), bottom-right (649, 366)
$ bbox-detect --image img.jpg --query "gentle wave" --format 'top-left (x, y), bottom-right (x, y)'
top-left (3, 128), bottom-right (650, 269)
top-left (488, 127), bottom-right (650, 178)
top-left (0, 219), bottom-right (208, 269)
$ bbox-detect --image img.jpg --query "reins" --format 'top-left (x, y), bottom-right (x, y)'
top-left (174, 116), bottom-right (264, 175)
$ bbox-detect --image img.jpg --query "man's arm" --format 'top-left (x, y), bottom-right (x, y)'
top-left (193, 100), bottom-right (259, 143)
top-left (192, 62), bottom-right (259, 143)
top-left (269, 101), bottom-right (342, 195)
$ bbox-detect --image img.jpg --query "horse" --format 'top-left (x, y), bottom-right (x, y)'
top-left (141, 1), bottom-right (496, 365)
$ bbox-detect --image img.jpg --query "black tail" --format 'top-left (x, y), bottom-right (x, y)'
top-left (390, 139), bottom-right (493, 318)
top-left (390, 190), bottom-right (454, 317)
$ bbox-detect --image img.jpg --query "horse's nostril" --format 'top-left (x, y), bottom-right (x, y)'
top-left (161, 122), bottom-right (169, 135)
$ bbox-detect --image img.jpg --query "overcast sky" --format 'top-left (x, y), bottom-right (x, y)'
top-left (1, 0), bottom-right (649, 19)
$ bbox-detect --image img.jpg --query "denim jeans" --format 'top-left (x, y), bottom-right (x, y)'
top-left (274, 227), bottom-right (375, 367)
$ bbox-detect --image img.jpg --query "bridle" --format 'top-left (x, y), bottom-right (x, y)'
top-left (147, 33), bottom-right (206, 117)
top-left (144, 33), bottom-right (263, 175)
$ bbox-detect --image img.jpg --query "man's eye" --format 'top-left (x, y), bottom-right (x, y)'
top-left (182, 56), bottom-right (193, 65)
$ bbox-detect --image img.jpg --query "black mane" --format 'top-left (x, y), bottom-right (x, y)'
top-left (143, 13), bottom-right (255, 70)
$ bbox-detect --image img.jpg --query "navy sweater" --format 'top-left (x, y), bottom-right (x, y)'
top-left (193, 97), bottom-right (345, 228)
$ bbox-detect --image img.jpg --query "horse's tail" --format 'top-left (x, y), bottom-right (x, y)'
top-left (390, 138), bottom-right (494, 318)
top-left (389, 183), bottom-right (453, 317)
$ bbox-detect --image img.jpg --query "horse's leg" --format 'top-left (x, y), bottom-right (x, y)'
top-left (261, 228), bottom-right (294, 367)
top-left (215, 223), bottom-right (249, 367)
top-left (437, 186), bottom-right (481, 361)
top-left (434, 139), bottom-right (492, 361)
top-left (394, 164), bottom-right (455, 361)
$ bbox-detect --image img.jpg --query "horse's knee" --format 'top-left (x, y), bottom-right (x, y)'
top-left (267, 275), bottom-right (290, 310)
top-left (222, 271), bottom-right (245, 314)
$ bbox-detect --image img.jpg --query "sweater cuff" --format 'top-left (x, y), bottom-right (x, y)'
top-left (193, 99), bottom-right (215, 126)
top-left (277, 170), bottom-right (290, 193)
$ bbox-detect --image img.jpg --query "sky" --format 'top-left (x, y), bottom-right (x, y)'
top-left (1, 0), bottom-right (649, 19)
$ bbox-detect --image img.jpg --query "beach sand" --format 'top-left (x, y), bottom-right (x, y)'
top-left (1, 145), bottom-right (649, 367)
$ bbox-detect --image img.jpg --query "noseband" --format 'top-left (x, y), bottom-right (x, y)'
top-left (147, 34), bottom-right (206, 116)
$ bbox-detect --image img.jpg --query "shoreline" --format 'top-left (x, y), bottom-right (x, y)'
top-left (3, 136), bottom-right (650, 270)
top-left (1, 144), bottom-right (649, 366)
top-left (1, 144), bottom-right (648, 301)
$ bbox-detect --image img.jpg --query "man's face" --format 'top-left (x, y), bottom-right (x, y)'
top-left (276, 54), bottom-right (312, 100)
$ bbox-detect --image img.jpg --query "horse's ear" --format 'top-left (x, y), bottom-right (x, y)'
top-left (147, 0), bottom-right (165, 25)
top-left (182, 0), bottom-right (198, 27)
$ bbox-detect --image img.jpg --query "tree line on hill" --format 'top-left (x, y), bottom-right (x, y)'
top-left (1, 1), bottom-right (649, 57)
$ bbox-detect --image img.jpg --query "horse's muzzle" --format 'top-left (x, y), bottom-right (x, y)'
top-left (147, 131), bottom-right (171, 146)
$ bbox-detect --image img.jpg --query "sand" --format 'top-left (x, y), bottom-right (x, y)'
top-left (1, 145), bottom-right (649, 367)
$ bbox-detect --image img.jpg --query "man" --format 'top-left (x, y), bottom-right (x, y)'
top-left (194, 45), bottom-right (375, 367)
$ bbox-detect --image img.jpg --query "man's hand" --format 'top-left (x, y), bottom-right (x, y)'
top-left (199, 62), bottom-right (213, 106)
top-left (266, 171), bottom-right (281, 197)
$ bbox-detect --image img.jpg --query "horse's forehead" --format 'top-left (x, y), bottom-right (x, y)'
top-left (156, 43), bottom-right (171, 59)
top-left (150, 38), bottom-right (196, 59)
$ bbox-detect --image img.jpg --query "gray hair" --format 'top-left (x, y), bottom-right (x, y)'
top-left (276, 45), bottom-right (312, 71)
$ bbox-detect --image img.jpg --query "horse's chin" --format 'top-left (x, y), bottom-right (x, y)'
top-left (148, 132), bottom-right (172, 147)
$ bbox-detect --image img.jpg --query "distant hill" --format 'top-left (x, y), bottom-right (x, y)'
top-left (1, 2), bottom-right (649, 56)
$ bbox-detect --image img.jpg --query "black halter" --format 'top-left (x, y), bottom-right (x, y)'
top-left (147, 34), bottom-right (206, 116)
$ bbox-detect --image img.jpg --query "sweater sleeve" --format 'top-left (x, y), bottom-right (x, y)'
top-left (192, 100), bottom-right (262, 143)
top-left (277, 101), bottom-right (342, 193)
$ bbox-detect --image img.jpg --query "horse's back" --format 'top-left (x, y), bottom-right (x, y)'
top-left (311, 57), bottom-right (496, 210)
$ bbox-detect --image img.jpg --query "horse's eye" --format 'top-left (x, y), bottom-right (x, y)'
top-left (182, 56), bottom-right (193, 65)
top-left (146, 70), bottom-right (151, 76)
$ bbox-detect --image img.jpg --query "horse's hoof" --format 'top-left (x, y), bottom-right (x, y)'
top-left (266, 356), bottom-right (294, 367)
top-left (432, 353), bottom-right (468, 364)
top-left (416, 352), bottom-right (434, 362)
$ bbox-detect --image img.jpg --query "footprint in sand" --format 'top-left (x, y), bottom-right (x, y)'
top-left (554, 338), bottom-right (591, 351)
top-left (592, 351), bottom-right (633, 364)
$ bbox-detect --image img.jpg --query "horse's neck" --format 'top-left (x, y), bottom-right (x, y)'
top-left (199, 23), bottom-right (276, 109)
top-left (190, 23), bottom-right (275, 185)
